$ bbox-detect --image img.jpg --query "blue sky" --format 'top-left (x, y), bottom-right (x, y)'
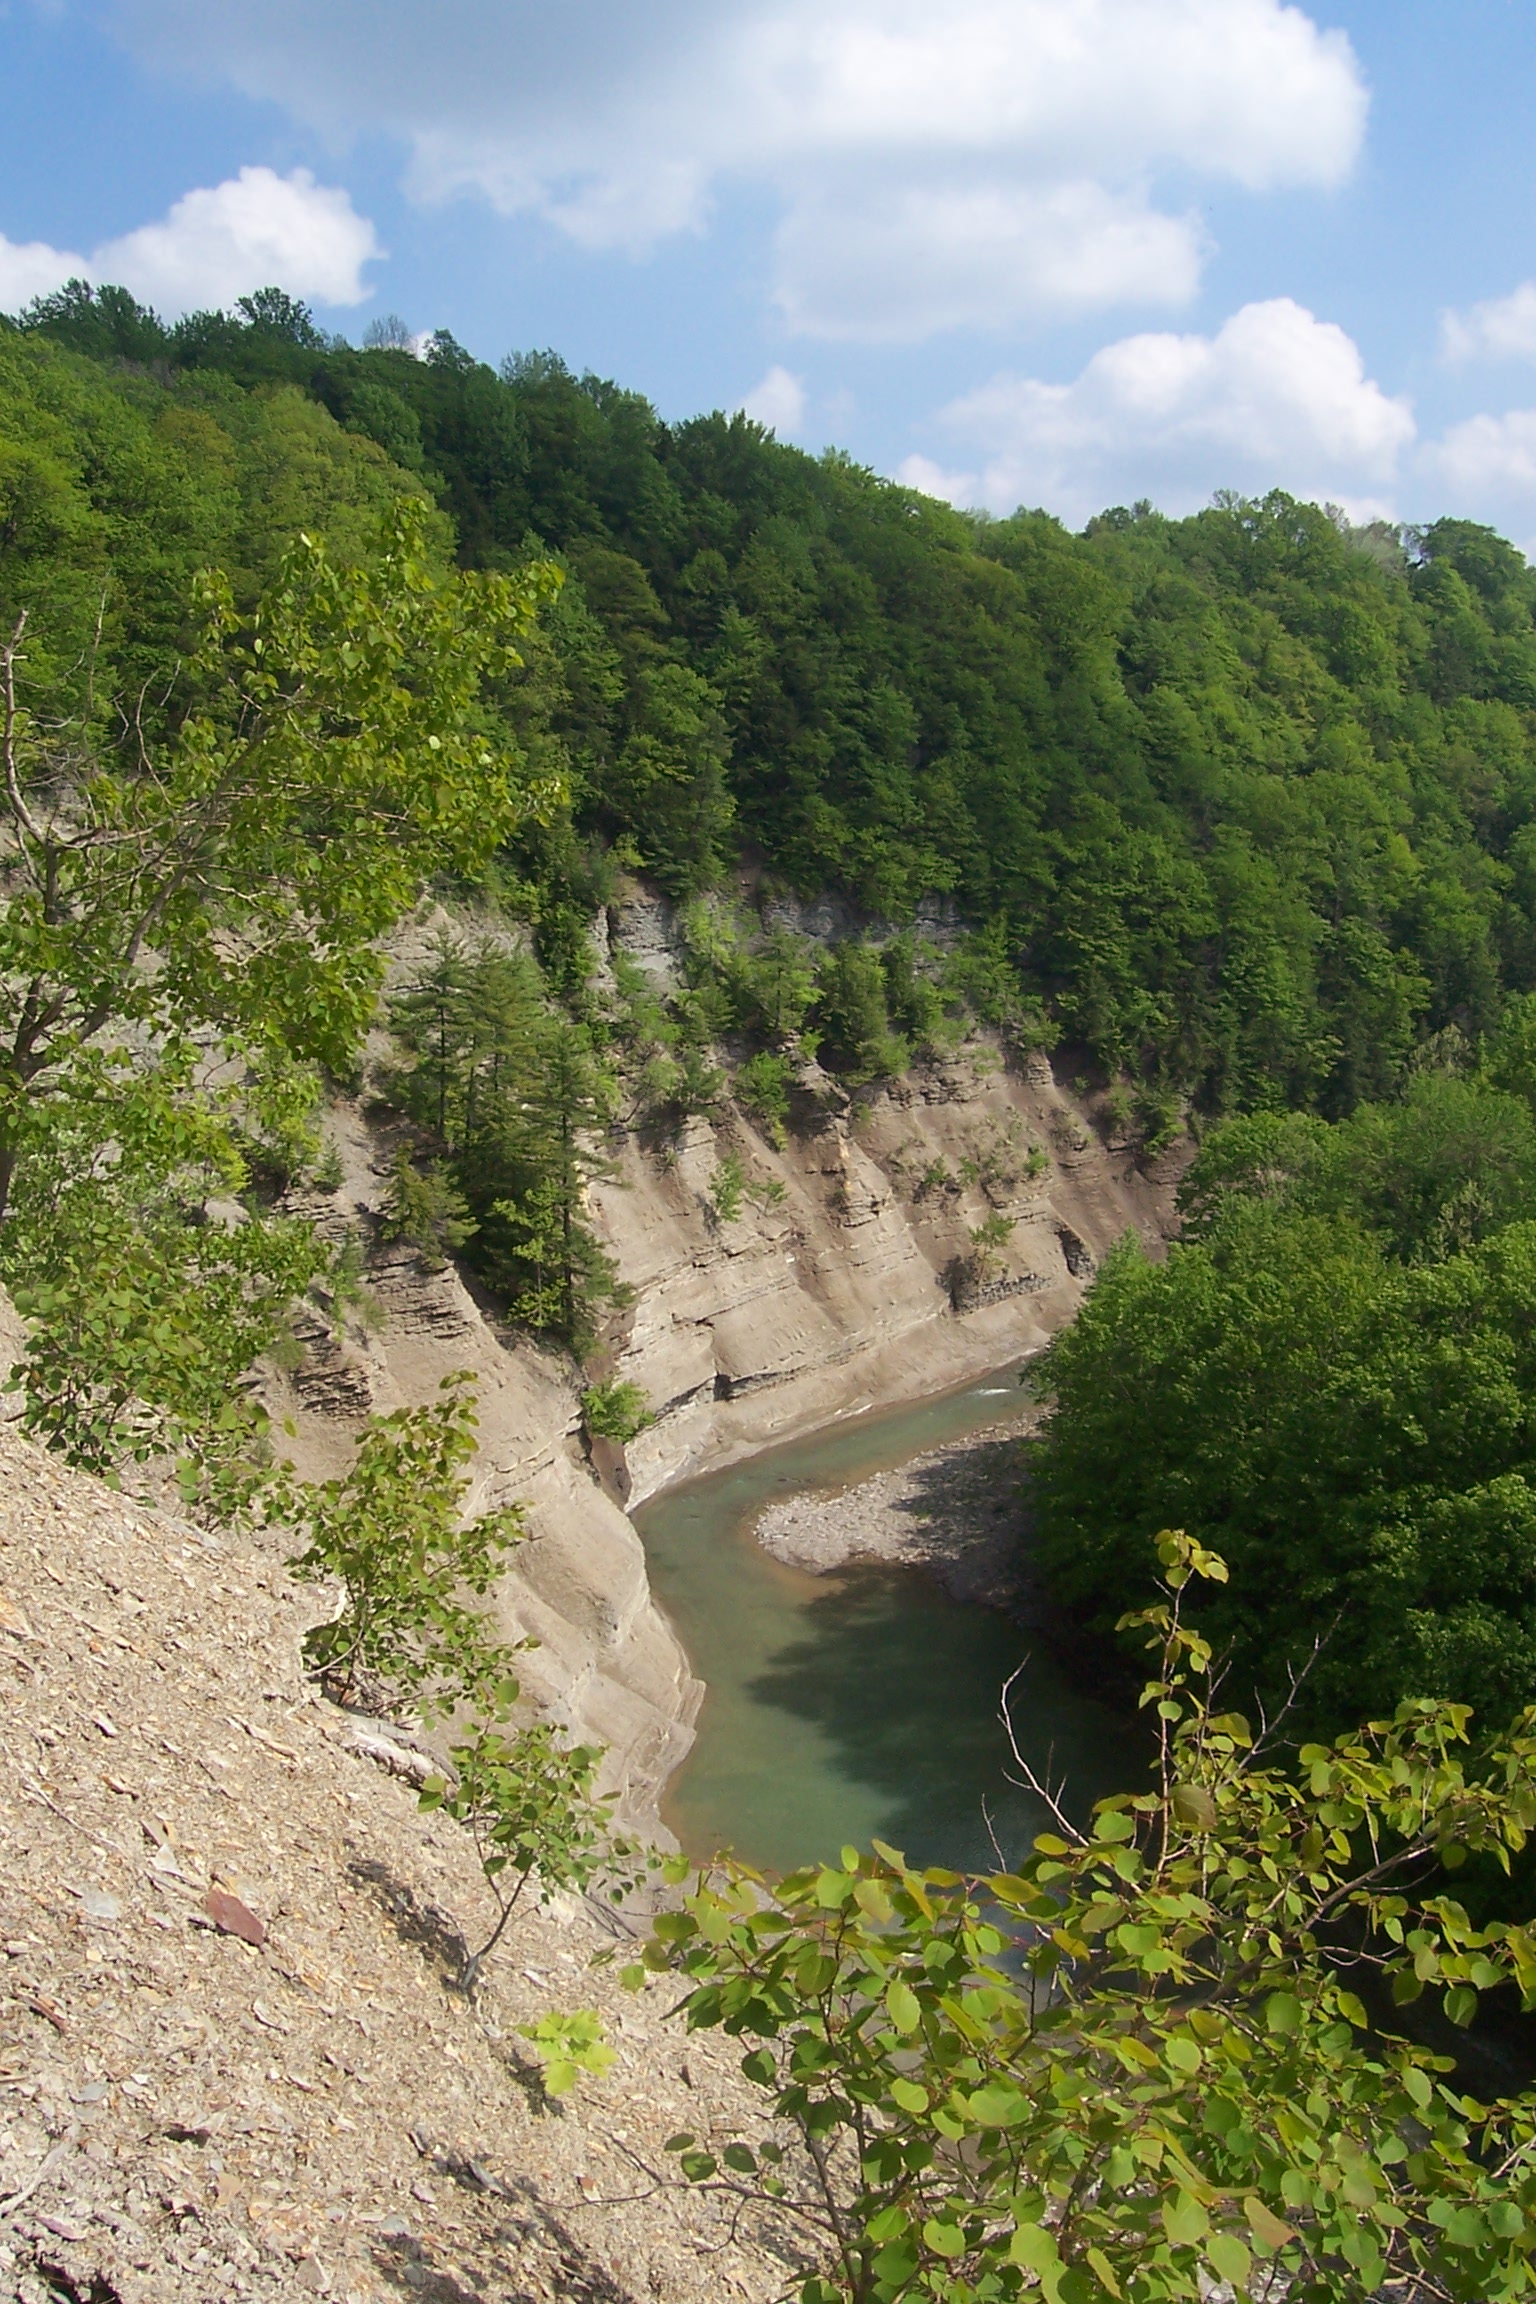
top-left (5, 0), bottom-right (1536, 544)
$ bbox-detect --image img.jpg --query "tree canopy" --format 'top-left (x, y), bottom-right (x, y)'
top-left (15, 285), bottom-right (1536, 1122)
top-left (1029, 1032), bottom-right (1536, 1733)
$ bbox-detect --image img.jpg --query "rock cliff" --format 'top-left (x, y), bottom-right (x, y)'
top-left (262, 998), bottom-right (1181, 1831)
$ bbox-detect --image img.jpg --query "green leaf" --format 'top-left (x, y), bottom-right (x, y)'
top-left (1444, 1983), bottom-right (1478, 2028)
top-left (1085, 2245), bottom-right (1122, 2297)
top-left (1171, 1782), bottom-right (1217, 1830)
top-left (1092, 1810), bottom-right (1135, 1843)
top-left (1161, 2189), bottom-right (1209, 2248)
top-left (1207, 2233), bottom-right (1251, 2286)
top-left (1264, 1991), bottom-right (1303, 2035)
top-left (967, 2081), bottom-right (1029, 2126)
top-left (1009, 2222), bottom-right (1063, 2276)
top-left (885, 1980), bottom-right (922, 2035)
top-left (1244, 2197), bottom-right (1295, 2252)
top-left (1440, 2205), bottom-right (1490, 2249)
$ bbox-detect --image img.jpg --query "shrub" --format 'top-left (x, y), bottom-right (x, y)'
top-left (288, 1371), bottom-right (644, 1985)
top-left (637, 1532), bottom-right (1536, 2304)
top-left (3, 1058), bottom-right (325, 1489)
top-left (381, 1149), bottom-right (477, 1270)
top-left (581, 1378), bottom-right (653, 1444)
top-left (710, 1150), bottom-right (746, 1223)
top-left (737, 1049), bottom-right (794, 1146)
top-left (423, 1720), bottom-right (643, 1987)
top-left (517, 2011), bottom-right (616, 2098)
top-left (287, 1371), bottom-right (522, 1709)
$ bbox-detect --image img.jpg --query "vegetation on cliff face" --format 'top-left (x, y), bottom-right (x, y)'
top-left (12, 277), bottom-right (1536, 1684)
top-left (0, 316), bottom-right (554, 1465)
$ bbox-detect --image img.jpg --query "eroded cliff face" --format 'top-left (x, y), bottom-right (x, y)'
top-left (600, 1043), bottom-right (1181, 1505)
top-left (260, 994), bottom-right (1183, 1835)
top-left (263, 1127), bottom-right (701, 1837)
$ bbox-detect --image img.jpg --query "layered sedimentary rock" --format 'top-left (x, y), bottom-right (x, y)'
top-left (261, 1027), bottom-right (1178, 1830)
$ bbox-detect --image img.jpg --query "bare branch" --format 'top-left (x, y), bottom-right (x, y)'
top-left (999, 1661), bottom-right (1086, 1845)
top-left (1249, 1617), bottom-right (1340, 1761)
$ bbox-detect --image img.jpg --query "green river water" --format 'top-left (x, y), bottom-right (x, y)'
top-left (634, 1368), bottom-right (1143, 1879)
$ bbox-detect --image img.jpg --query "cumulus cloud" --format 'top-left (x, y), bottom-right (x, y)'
top-left (1420, 410), bottom-right (1536, 514)
top-left (0, 233), bottom-right (91, 313)
top-left (0, 167), bottom-right (380, 319)
top-left (111, 0), bottom-right (1367, 338)
top-left (897, 453), bottom-right (981, 503)
top-left (1442, 282), bottom-right (1536, 368)
top-left (776, 179), bottom-right (1203, 341)
top-left (916, 298), bottom-right (1414, 522)
top-left (739, 365), bottom-right (808, 434)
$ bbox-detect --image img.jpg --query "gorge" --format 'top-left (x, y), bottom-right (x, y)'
top-left (262, 893), bottom-right (1183, 1849)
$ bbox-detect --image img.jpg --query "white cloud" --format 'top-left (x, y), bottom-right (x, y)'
top-left (775, 179), bottom-right (1203, 341)
top-left (1410, 409), bottom-right (1536, 562)
top-left (96, 168), bottom-right (379, 312)
top-left (896, 453), bottom-right (980, 505)
top-left (1421, 409), bottom-right (1536, 504)
top-left (0, 232), bottom-right (90, 313)
top-left (739, 365), bottom-right (807, 434)
top-left (111, 0), bottom-right (1367, 339)
top-left (0, 167), bottom-right (380, 319)
top-left (1442, 282), bottom-right (1536, 367)
top-left (921, 298), bottom-right (1414, 521)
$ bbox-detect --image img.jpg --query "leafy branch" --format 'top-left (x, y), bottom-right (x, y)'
top-left (635, 1531), bottom-right (1536, 2303)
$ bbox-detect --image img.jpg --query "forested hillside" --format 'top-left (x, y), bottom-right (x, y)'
top-left (14, 279), bottom-right (1536, 1122)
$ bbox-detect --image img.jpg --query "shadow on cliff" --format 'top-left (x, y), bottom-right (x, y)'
top-left (744, 1560), bottom-right (1144, 1874)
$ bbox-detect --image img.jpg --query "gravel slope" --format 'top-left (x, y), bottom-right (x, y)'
top-left (0, 1429), bottom-right (793, 2304)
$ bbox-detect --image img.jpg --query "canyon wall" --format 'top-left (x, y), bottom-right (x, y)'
top-left (264, 904), bottom-right (1186, 1832)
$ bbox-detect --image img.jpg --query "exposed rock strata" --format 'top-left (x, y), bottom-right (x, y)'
top-left (245, 896), bottom-right (1184, 1826)
top-left (258, 1025), bottom-right (1179, 1832)
top-left (600, 1046), bottom-right (1180, 1505)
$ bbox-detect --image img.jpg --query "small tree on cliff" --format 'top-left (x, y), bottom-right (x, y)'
top-left (0, 500), bottom-right (559, 1221)
top-left (289, 1372), bottom-right (643, 1987)
top-left (389, 940), bottom-right (625, 1352)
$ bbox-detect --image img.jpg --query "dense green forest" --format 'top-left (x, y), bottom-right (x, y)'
top-left (14, 278), bottom-right (1536, 1122)
top-left (1032, 1047), bottom-right (1536, 1734)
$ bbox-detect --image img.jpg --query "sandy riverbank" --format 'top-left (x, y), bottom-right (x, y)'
top-left (753, 1395), bottom-right (1041, 1612)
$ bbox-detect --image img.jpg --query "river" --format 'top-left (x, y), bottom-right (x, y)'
top-left (633, 1366), bottom-right (1143, 1878)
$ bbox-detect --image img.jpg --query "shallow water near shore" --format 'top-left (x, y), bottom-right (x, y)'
top-left (634, 1369), bottom-right (1144, 1877)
